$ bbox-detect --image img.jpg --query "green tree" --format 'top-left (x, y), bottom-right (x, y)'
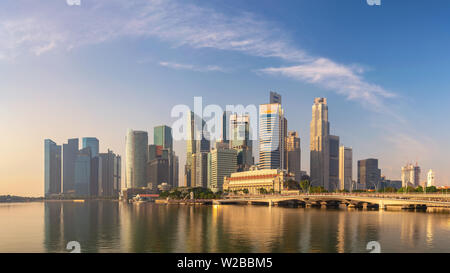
top-left (300, 180), bottom-right (311, 193)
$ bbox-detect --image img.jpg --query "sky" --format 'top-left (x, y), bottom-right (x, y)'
top-left (1, 0), bottom-right (450, 196)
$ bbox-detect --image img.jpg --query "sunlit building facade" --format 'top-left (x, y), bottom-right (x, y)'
top-left (126, 129), bottom-right (148, 188)
top-left (259, 103), bottom-right (285, 170)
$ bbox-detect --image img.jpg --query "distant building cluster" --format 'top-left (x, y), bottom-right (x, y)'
top-left (44, 138), bottom-right (121, 198)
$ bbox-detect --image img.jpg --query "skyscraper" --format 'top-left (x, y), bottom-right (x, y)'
top-left (328, 135), bottom-right (340, 191)
top-left (427, 169), bottom-right (435, 187)
top-left (230, 113), bottom-right (253, 171)
top-left (126, 129), bottom-right (148, 188)
top-left (74, 147), bottom-right (91, 196)
top-left (259, 103), bottom-right (285, 170)
top-left (185, 111), bottom-right (208, 187)
top-left (222, 111), bottom-right (232, 144)
top-left (358, 159), bottom-right (381, 190)
top-left (82, 137), bottom-right (99, 158)
top-left (339, 146), bottom-right (353, 191)
top-left (62, 138), bottom-right (78, 194)
top-left (286, 131), bottom-right (301, 181)
top-left (98, 150), bottom-right (121, 197)
top-left (82, 137), bottom-right (100, 196)
top-left (310, 98), bottom-right (340, 191)
top-left (44, 139), bottom-right (61, 196)
top-left (401, 163), bottom-right (421, 188)
top-left (209, 147), bottom-right (237, 192)
top-left (154, 125), bottom-right (173, 150)
top-left (269, 92), bottom-right (288, 171)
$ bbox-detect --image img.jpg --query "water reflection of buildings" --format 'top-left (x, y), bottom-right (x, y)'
top-left (44, 201), bottom-right (120, 253)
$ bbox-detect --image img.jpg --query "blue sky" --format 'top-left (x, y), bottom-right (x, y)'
top-left (1, 0), bottom-right (449, 195)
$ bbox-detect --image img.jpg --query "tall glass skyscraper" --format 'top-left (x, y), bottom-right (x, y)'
top-left (44, 139), bottom-right (61, 196)
top-left (126, 129), bottom-right (148, 188)
top-left (63, 138), bottom-right (79, 193)
top-left (74, 147), bottom-right (91, 196)
top-left (258, 103), bottom-right (285, 170)
top-left (185, 111), bottom-right (209, 187)
top-left (310, 98), bottom-right (340, 191)
top-left (154, 125), bottom-right (173, 150)
top-left (82, 137), bottom-right (99, 158)
top-left (230, 114), bottom-right (253, 171)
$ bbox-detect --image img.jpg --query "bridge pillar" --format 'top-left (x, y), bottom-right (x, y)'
top-left (305, 203), bottom-right (312, 208)
top-left (268, 200), bottom-right (273, 207)
top-left (247, 201), bottom-right (252, 205)
top-left (362, 203), bottom-right (368, 210)
top-left (320, 201), bottom-right (328, 208)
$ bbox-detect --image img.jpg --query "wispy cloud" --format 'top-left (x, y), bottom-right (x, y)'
top-left (159, 61), bottom-right (226, 72)
top-left (0, 0), bottom-right (393, 110)
top-left (260, 58), bottom-right (396, 111)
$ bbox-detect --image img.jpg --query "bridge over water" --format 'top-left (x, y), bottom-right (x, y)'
top-left (213, 193), bottom-right (450, 210)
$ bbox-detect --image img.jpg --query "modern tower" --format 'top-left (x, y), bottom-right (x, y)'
top-left (259, 103), bottom-right (285, 170)
top-left (339, 146), bottom-right (353, 191)
top-left (126, 129), bottom-right (148, 188)
top-left (401, 163), bottom-right (421, 188)
top-left (62, 138), bottom-right (79, 193)
top-left (230, 113), bottom-right (253, 171)
top-left (154, 125), bottom-right (173, 151)
top-left (44, 139), bottom-right (62, 196)
top-left (427, 169), bottom-right (435, 187)
top-left (310, 98), bottom-right (340, 191)
top-left (98, 150), bottom-right (121, 197)
top-left (82, 137), bottom-right (99, 158)
top-left (185, 111), bottom-right (208, 187)
top-left (74, 147), bottom-right (91, 196)
top-left (358, 159), bottom-right (381, 190)
top-left (286, 131), bottom-right (301, 181)
top-left (209, 147), bottom-right (237, 192)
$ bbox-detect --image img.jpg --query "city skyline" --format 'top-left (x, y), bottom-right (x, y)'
top-left (2, 0), bottom-right (450, 196)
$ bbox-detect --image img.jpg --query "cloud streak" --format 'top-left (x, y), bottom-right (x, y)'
top-left (0, 0), bottom-right (392, 109)
top-left (159, 61), bottom-right (226, 73)
top-left (260, 58), bottom-right (396, 111)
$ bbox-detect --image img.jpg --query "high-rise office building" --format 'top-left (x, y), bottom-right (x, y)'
top-left (82, 137), bottom-right (99, 158)
top-left (269, 92), bottom-right (288, 171)
top-left (427, 169), bottom-right (435, 187)
top-left (154, 125), bottom-right (173, 150)
top-left (286, 131), bottom-right (301, 181)
top-left (328, 135), bottom-right (340, 191)
top-left (358, 159), bottom-right (381, 190)
top-left (259, 103), bottom-right (285, 170)
top-left (230, 113), bottom-right (253, 171)
top-left (44, 139), bottom-right (62, 196)
top-left (126, 129), bottom-right (148, 188)
top-left (339, 146), bottom-right (353, 191)
top-left (209, 147), bottom-right (237, 192)
top-left (310, 98), bottom-right (340, 191)
top-left (222, 111), bottom-right (232, 144)
top-left (185, 111), bottom-right (209, 187)
top-left (147, 157), bottom-right (169, 188)
top-left (401, 163), bottom-right (421, 188)
top-left (98, 150), bottom-right (121, 197)
top-left (62, 138), bottom-right (78, 194)
top-left (74, 147), bottom-right (91, 196)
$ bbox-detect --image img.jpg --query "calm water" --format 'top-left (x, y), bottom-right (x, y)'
top-left (0, 201), bottom-right (449, 253)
